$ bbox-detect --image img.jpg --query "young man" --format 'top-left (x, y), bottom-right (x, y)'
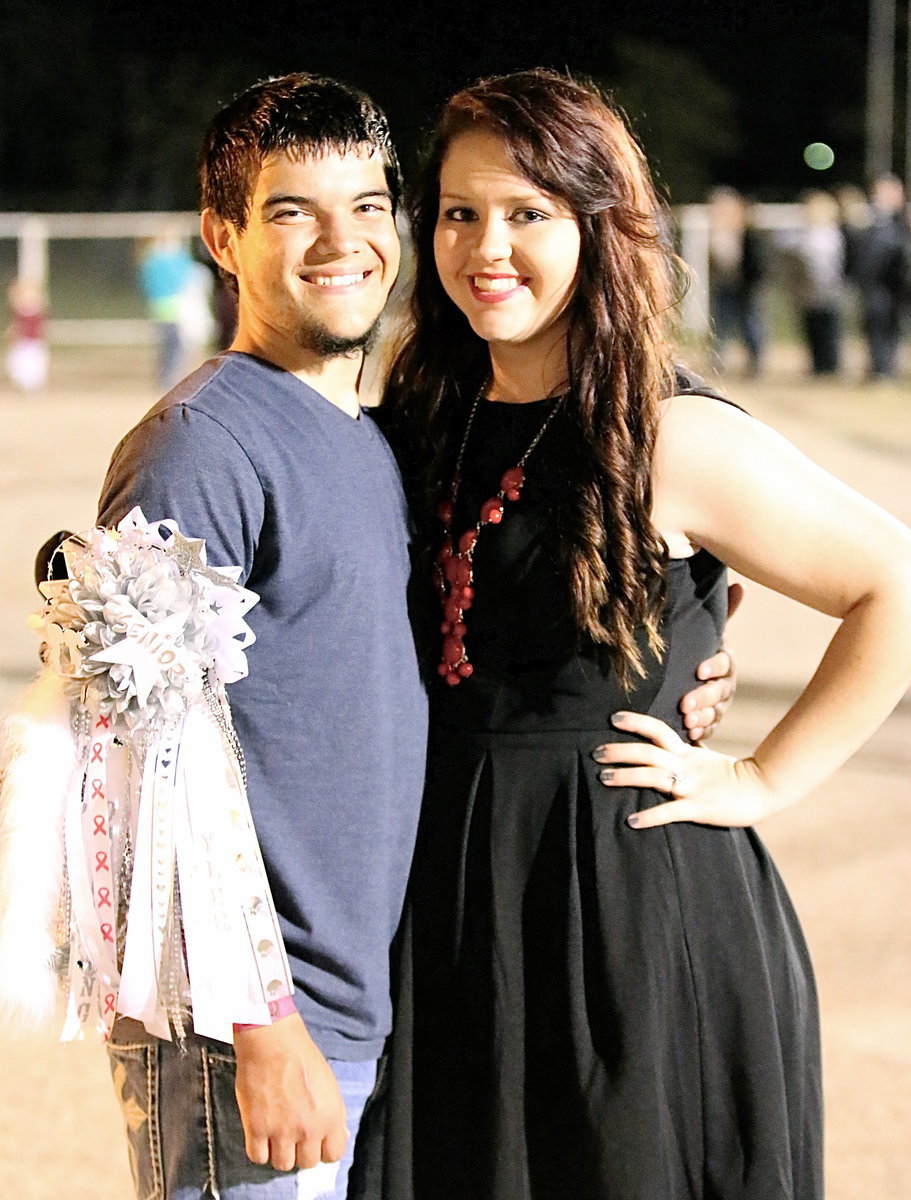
top-left (93, 74), bottom-right (735, 1200)
top-left (98, 75), bottom-right (427, 1200)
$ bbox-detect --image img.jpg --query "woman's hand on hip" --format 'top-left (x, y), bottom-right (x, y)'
top-left (593, 710), bottom-right (783, 829)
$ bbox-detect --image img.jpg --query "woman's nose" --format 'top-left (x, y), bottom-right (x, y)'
top-left (472, 216), bottom-right (511, 263)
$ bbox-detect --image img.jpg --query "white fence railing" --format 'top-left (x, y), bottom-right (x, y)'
top-left (0, 212), bottom-right (201, 345)
top-left (1, 206), bottom-right (805, 342)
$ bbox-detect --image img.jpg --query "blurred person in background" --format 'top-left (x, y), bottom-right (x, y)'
top-left (780, 191), bottom-right (846, 376)
top-left (852, 174), bottom-right (911, 381)
top-left (137, 230), bottom-right (194, 388)
top-left (3, 276), bottom-right (49, 392)
top-left (834, 183), bottom-right (871, 283)
top-left (707, 185), bottom-right (767, 377)
top-left (198, 253), bottom-right (240, 351)
top-left (177, 254), bottom-right (217, 364)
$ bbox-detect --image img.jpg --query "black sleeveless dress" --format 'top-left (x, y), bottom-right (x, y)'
top-left (381, 392), bottom-right (823, 1200)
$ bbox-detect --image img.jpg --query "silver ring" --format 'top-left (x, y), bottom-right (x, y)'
top-left (668, 772), bottom-right (678, 792)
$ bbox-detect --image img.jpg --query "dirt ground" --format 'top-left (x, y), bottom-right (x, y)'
top-left (0, 343), bottom-right (908, 1199)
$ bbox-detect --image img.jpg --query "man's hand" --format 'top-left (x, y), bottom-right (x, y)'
top-left (679, 582), bottom-right (744, 742)
top-left (234, 1014), bottom-right (348, 1173)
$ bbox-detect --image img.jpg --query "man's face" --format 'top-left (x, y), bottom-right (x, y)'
top-left (216, 148), bottom-right (400, 358)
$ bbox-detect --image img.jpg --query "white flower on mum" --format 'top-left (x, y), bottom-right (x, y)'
top-left (37, 507), bottom-right (258, 730)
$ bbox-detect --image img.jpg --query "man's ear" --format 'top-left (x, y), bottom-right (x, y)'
top-left (201, 208), bottom-right (239, 281)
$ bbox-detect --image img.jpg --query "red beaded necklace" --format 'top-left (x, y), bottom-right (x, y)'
top-left (435, 391), bottom-right (562, 686)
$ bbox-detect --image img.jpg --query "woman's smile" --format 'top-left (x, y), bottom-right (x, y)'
top-left (467, 272), bottom-right (528, 301)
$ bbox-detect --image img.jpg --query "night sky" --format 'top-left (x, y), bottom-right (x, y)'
top-left (0, 0), bottom-right (876, 208)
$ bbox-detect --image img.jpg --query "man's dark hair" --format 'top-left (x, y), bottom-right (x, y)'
top-left (200, 73), bottom-right (402, 231)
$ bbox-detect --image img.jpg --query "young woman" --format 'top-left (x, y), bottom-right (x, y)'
top-left (376, 70), bottom-right (911, 1200)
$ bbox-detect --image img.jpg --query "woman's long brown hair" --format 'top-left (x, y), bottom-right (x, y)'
top-left (382, 69), bottom-right (683, 686)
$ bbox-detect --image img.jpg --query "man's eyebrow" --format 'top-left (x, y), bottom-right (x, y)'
top-left (352, 189), bottom-right (394, 203)
top-left (261, 189), bottom-right (394, 210)
top-left (261, 194), bottom-right (313, 210)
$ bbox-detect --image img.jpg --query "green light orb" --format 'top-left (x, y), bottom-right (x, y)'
top-left (803, 142), bottom-right (835, 170)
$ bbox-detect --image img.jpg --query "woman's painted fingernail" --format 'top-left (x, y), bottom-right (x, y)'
top-left (599, 769), bottom-right (614, 783)
top-left (592, 747), bottom-right (607, 762)
top-left (627, 813), bottom-right (640, 828)
top-left (611, 712), bottom-right (629, 726)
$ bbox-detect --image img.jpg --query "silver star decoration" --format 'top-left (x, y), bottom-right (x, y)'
top-left (166, 531), bottom-right (236, 588)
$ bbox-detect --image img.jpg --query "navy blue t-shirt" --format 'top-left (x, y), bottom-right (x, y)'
top-left (98, 352), bottom-right (428, 1059)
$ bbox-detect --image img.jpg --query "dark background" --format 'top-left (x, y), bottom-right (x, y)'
top-left (0, 0), bottom-right (875, 210)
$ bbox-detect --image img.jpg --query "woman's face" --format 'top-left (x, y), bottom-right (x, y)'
top-left (433, 129), bottom-right (581, 357)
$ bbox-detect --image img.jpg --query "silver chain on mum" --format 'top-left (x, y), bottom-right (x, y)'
top-left (202, 670), bottom-right (247, 787)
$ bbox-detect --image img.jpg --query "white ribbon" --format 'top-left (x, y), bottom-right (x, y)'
top-left (64, 719), bottom-right (119, 1031)
top-left (117, 719), bottom-right (182, 1039)
top-left (180, 698), bottom-right (292, 1039)
top-left (104, 695), bottom-right (292, 1044)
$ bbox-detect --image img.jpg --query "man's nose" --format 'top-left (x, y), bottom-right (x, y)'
top-left (314, 213), bottom-right (360, 256)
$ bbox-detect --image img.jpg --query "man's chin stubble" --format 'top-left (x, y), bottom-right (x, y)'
top-left (295, 316), bottom-right (381, 359)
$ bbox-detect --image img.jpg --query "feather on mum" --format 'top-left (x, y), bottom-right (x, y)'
top-left (0, 668), bottom-right (79, 1027)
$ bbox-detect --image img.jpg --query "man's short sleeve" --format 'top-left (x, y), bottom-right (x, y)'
top-left (97, 405), bottom-right (264, 582)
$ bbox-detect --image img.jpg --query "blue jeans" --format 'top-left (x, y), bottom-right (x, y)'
top-left (155, 321), bottom-right (184, 390)
top-left (107, 1018), bottom-right (381, 1199)
top-left (711, 285), bottom-right (764, 372)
